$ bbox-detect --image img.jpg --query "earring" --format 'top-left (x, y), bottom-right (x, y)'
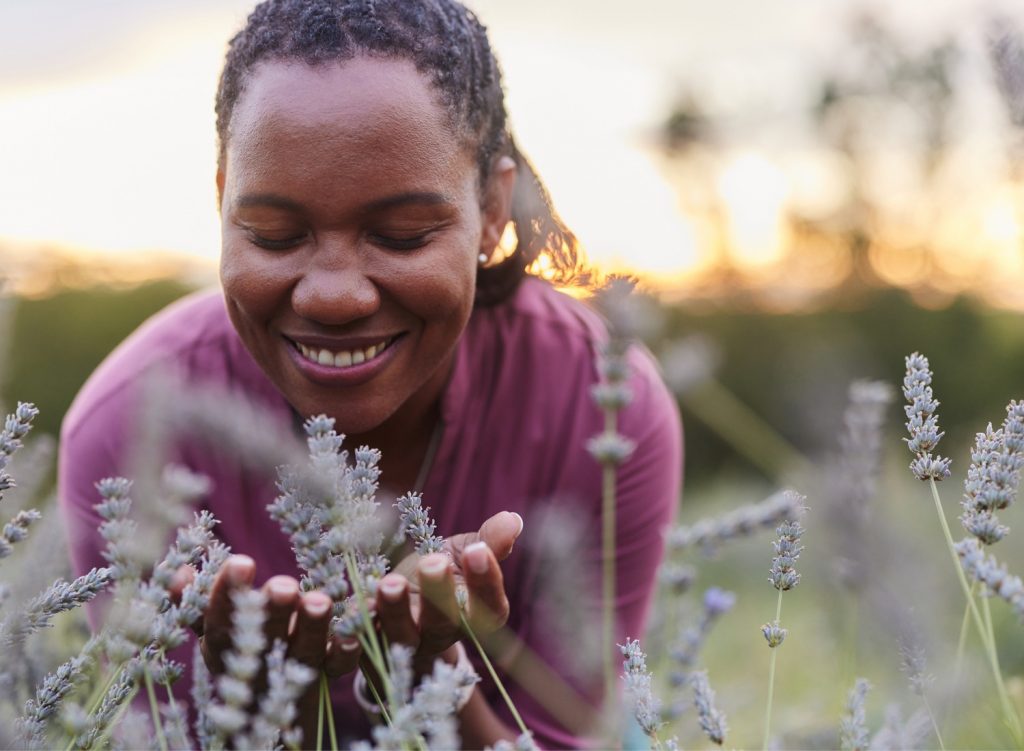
top-left (478, 253), bottom-right (489, 266)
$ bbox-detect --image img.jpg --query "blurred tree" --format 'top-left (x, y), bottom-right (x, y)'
top-left (3, 280), bottom-right (196, 440)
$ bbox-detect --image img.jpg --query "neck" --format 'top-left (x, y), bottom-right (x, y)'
top-left (347, 356), bottom-right (451, 494)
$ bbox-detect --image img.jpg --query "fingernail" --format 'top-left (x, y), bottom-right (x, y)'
top-left (227, 555), bottom-right (254, 585)
top-left (304, 594), bottom-right (330, 618)
top-left (511, 512), bottom-right (524, 537)
top-left (339, 638), bottom-right (360, 652)
top-left (464, 541), bottom-right (490, 574)
top-left (379, 576), bottom-right (406, 601)
top-left (269, 577), bottom-right (296, 601)
top-left (420, 553), bottom-right (448, 577)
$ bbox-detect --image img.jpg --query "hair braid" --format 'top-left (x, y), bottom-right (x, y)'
top-left (216, 0), bottom-right (586, 303)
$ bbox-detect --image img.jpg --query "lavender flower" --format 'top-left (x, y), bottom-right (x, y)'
top-left (902, 353), bottom-right (951, 481)
top-left (898, 637), bottom-right (932, 698)
top-left (207, 588), bottom-right (268, 745)
top-left (95, 477), bottom-right (141, 584)
top-left (0, 509), bottom-right (42, 559)
top-left (955, 538), bottom-right (1024, 620)
top-left (373, 652), bottom-right (479, 751)
top-left (0, 402), bottom-right (39, 497)
top-left (769, 516), bottom-right (805, 592)
top-left (190, 643), bottom-right (215, 751)
top-left (71, 663), bottom-right (137, 750)
top-left (619, 638), bottom-right (663, 738)
top-left (1, 567), bottom-right (112, 648)
top-left (268, 415), bottom-right (391, 621)
top-left (659, 335), bottom-right (719, 396)
top-left (840, 678), bottom-right (871, 751)
top-left (761, 621), bottom-right (787, 648)
top-left (669, 588), bottom-right (736, 680)
top-left (668, 490), bottom-right (803, 553)
top-left (16, 651), bottom-right (90, 749)
top-left (690, 669), bottom-right (727, 745)
top-left (394, 492), bottom-right (445, 555)
top-left (235, 639), bottom-right (316, 750)
top-left (826, 380), bottom-right (893, 588)
top-left (960, 401), bottom-right (1024, 546)
top-left (586, 432), bottom-right (637, 466)
top-left (658, 563), bottom-right (697, 594)
top-left (869, 704), bottom-right (932, 750)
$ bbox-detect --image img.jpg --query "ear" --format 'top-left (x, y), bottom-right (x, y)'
top-left (215, 165), bottom-right (226, 213)
top-left (479, 155), bottom-right (517, 256)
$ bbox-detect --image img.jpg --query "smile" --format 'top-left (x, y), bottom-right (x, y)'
top-left (292, 337), bottom-right (395, 368)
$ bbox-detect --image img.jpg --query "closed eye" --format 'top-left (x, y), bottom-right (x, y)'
top-left (369, 233), bottom-right (431, 251)
top-left (245, 231), bottom-right (308, 251)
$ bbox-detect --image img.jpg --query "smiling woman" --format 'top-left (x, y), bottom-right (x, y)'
top-left (56, 1), bottom-right (682, 748)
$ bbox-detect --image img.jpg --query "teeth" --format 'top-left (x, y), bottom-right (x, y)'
top-left (296, 339), bottom-right (390, 369)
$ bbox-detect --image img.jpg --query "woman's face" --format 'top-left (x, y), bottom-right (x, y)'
top-left (218, 57), bottom-right (510, 435)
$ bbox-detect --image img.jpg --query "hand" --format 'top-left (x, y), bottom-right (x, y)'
top-left (376, 510), bottom-right (524, 672)
top-left (172, 555), bottom-right (360, 741)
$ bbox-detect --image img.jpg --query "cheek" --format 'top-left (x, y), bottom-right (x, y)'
top-left (219, 241), bottom-right (288, 322)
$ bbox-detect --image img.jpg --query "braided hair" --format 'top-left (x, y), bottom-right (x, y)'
top-left (215, 0), bottom-right (585, 304)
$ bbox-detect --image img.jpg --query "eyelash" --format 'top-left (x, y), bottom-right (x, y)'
top-left (370, 233), bottom-right (431, 251)
top-left (246, 230), bottom-right (307, 251)
top-left (243, 229), bottom-right (433, 252)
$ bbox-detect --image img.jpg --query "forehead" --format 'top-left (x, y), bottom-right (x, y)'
top-left (225, 57), bottom-right (473, 193)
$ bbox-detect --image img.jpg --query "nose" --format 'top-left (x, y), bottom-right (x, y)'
top-left (291, 239), bottom-right (381, 326)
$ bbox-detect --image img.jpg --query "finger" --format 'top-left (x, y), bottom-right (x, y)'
top-left (288, 591), bottom-right (332, 669)
top-left (262, 576), bottom-right (300, 647)
top-left (417, 553), bottom-right (461, 655)
top-left (447, 511), bottom-right (524, 563)
top-left (324, 635), bottom-right (362, 679)
top-left (201, 555), bottom-right (255, 673)
top-left (461, 541), bottom-right (509, 634)
top-left (477, 511), bottom-right (524, 560)
top-left (377, 574), bottom-right (419, 650)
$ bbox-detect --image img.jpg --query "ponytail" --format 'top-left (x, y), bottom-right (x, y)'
top-left (475, 138), bottom-right (589, 306)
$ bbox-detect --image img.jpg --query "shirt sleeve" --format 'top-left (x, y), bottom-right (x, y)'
top-left (57, 388), bottom-right (136, 631)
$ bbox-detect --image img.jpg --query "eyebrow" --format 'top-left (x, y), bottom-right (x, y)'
top-left (233, 191), bottom-right (453, 213)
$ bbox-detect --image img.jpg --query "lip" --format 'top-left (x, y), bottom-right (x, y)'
top-left (284, 333), bottom-right (404, 387)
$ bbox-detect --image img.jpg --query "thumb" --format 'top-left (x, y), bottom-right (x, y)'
top-left (476, 511), bottom-right (524, 561)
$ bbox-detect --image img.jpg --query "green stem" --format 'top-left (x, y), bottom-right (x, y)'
top-left (763, 589), bottom-right (784, 751)
top-left (143, 667), bottom-right (169, 751)
top-left (946, 591), bottom-right (972, 741)
top-left (363, 671), bottom-right (394, 726)
top-left (90, 684), bottom-right (139, 751)
top-left (317, 669), bottom-right (325, 751)
top-left (922, 692), bottom-right (946, 751)
top-left (928, 478), bottom-right (1023, 745)
top-left (601, 407), bottom-right (618, 724)
top-left (460, 612), bottom-right (530, 738)
top-left (64, 666), bottom-right (124, 751)
top-left (320, 671), bottom-right (338, 751)
top-left (344, 552), bottom-right (394, 707)
top-left (682, 379), bottom-right (812, 480)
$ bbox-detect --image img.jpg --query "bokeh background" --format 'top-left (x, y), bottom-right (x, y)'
top-left (6, 0), bottom-right (1024, 746)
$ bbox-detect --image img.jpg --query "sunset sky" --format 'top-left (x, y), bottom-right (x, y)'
top-left (3, 0), bottom-right (1024, 294)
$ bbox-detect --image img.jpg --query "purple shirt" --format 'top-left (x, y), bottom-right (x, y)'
top-left (59, 277), bottom-right (682, 748)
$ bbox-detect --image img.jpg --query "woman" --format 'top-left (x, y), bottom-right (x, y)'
top-left (58, 0), bottom-right (682, 747)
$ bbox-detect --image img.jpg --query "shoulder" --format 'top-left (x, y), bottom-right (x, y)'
top-left (450, 277), bottom-right (679, 457)
top-left (60, 288), bottom-right (263, 442)
top-left (463, 277), bottom-right (605, 377)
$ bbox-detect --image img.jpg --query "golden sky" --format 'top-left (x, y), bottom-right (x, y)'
top-left (2, 0), bottom-right (1024, 298)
